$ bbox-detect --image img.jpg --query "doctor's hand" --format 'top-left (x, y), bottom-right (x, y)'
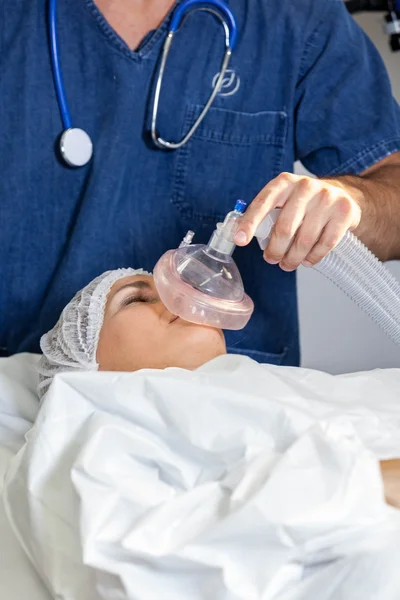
top-left (234, 173), bottom-right (362, 271)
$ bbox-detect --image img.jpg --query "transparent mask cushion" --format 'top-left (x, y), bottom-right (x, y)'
top-left (153, 200), bottom-right (254, 330)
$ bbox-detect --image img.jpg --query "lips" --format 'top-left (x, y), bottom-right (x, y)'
top-left (169, 315), bottom-right (179, 324)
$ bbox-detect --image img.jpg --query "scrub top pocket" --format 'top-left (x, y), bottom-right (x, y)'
top-left (171, 105), bottom-right (288, 225)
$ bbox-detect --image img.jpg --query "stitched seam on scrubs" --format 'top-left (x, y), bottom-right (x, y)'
top-left (189, 105), bottom-right (288, 146)
top-left (171, 106), bottom-right (289, 222)
top-left (227, 347), bottom-right (289, 363)
top-left (191, 134), bottom-right (287, 147)
top-left (84, 0), bottom-right (171, 61)
top-left (298, 0), bottom-right (335, 82)
top-left (325, 138), bottom-right (400, 176)
top-left (84, 0), bottom-right (139, 60)
top-left (172, 107), bottom-right (192, 216)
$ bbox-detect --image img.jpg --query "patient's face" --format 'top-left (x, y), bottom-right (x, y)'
top-left (97, 275), bottom-right (226, 372)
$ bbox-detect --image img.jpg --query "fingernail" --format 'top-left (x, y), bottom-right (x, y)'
top-left (266, 259), bottom-right (279, 265)
top-left (235, 231), bottom-right (247, 245)
top-left (302, 260), bottom-right (313, 267)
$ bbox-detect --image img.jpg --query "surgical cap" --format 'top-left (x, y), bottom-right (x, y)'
top-left (37, 268), bottom-right (151, 399)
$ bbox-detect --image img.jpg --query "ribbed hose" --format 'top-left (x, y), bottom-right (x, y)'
top-left (314, 231), bottom-right (400, 346)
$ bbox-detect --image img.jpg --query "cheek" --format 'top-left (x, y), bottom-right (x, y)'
top-left (97, 310), bottom-right (161, 371)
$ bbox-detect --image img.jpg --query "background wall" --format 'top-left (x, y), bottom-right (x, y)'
top-left (297, 12), bottom-right (400, 373)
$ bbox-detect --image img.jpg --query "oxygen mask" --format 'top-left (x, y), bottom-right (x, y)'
top-left (154, 200), bottom-right (254, 330)
top-left (157, 194), bottom-right (400, 347)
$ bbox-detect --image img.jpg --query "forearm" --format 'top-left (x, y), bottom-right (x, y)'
top-left (380, 459), bottom-right (400, 509)
top-left (324, 155), bottom-right (400, 262)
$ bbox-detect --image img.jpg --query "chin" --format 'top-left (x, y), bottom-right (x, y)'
top-left (176, 331), bottom-right (226, 368)
top-left (186, 322), bottom-right (225, 341)
top-left (179, 319), bottom-right (225, 339)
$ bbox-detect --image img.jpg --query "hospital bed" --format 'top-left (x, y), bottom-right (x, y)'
top-left (2, 353), bottom-right (400, 600)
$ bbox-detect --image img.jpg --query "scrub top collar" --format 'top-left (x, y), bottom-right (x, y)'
top-left (85, 0), bottom-right (185, 60)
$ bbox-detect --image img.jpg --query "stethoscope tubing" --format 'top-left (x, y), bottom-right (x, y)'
top-left (49, 0), bottom-right (72, 130)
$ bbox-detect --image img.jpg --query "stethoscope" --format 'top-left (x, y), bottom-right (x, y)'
top-left (49, 0), bottom-right (238, 167)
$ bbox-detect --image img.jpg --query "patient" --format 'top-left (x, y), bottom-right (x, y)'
top-left (38, 267), bottom-right (226, 398)
top-left (38, 267), bottom-right (400, 509)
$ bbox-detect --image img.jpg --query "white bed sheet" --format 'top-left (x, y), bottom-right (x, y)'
top-left (2, 354), bottom-right (400, 600)
top-left (0, 354), bottom-right (50, 600)
top-left (3, 355), bottom-right (400, 600)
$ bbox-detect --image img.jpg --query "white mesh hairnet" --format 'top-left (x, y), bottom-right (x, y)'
top-left (37, 268), bottom-right (151, 399)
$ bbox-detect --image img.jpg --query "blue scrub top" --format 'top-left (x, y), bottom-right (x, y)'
top-left (2, 0), bottom-right (400, 363)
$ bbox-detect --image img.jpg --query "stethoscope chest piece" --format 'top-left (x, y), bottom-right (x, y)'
top-left (60, 128), bottom-right (93, 167)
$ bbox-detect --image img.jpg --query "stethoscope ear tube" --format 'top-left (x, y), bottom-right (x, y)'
top-left (49, 0), bottom-right (71, 130)
top-left (49, 0), bottom-right (93, 166)
top-left (170, 0), bottom-right (238, 50)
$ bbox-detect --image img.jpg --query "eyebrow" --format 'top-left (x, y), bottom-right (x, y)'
top-left (113, 281), bottom-right (152, 298)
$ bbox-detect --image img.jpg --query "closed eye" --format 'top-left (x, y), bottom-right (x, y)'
top-left (120, 292), bottom-right (157, 308)
top-left (110, 280), bottom-right (159, 315)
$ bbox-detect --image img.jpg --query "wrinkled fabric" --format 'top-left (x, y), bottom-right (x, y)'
top-left (4, 355), bottom-right (400, 599)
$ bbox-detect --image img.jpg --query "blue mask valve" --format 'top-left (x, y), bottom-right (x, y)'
top-left (234, 199), bottom-right (247, 214)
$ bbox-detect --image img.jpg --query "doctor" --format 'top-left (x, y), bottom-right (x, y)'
top-left (2, 0), bottom-right (400, 366)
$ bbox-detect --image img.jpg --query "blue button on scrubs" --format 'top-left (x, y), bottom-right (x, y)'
top-left (2, 0), bottom-right (400, 363)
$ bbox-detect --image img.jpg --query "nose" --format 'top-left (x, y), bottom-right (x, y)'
top-left (154, 298), bottom-right (176, 324)
top-left (163, 308), bottom-right (179, 324)
top-left (150, 280), bottom-right (178, 323)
